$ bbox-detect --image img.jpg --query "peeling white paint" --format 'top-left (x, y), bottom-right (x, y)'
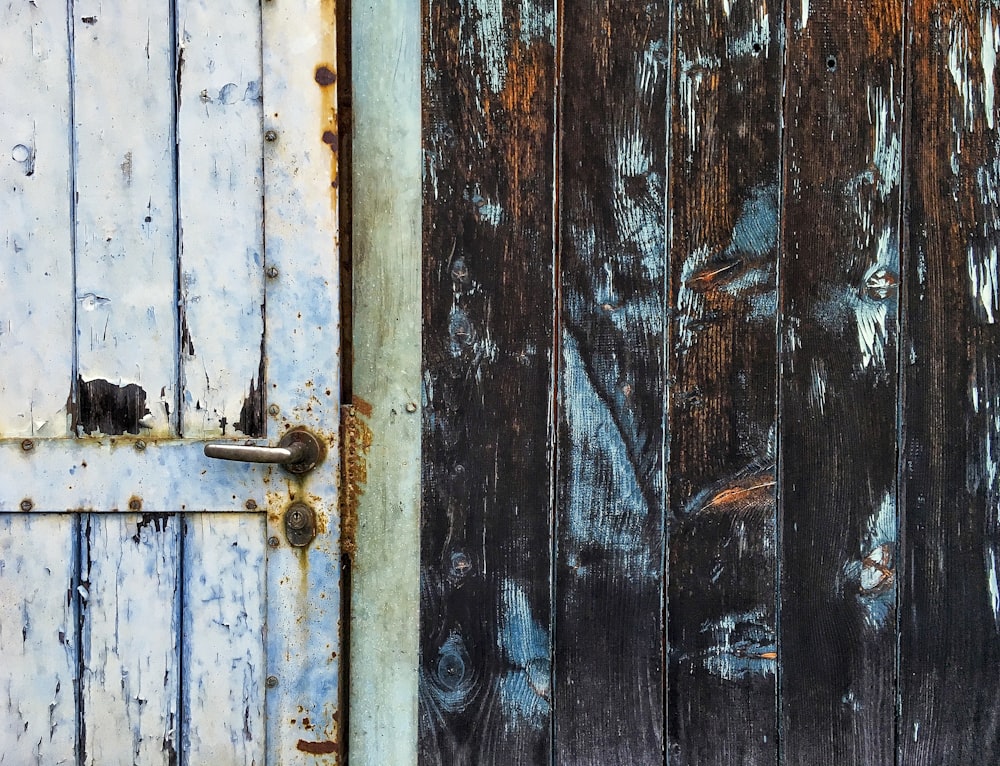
top-left (967, 244), bottom-right (1000, 323)
top-left (518, 0), bottom-right (553, 45)
top-left (677, 50), bottom-right (720, 164)
top-left (983, 8), bottom-right (998, 129)
top-left (800, 0), bottom-right (809, 30)
top-left (462, 0), bottom-right (509, 96)
top-left (949, 19), bottom-right (976, 131)
top-left (989, 549), bottom-right (1000, 623)
top-left (0, 1), bottom-right (74, 437)
top-left (728, 0), bottom-right (770, 58)
top-left (867, 77), bottom-right (902, 200)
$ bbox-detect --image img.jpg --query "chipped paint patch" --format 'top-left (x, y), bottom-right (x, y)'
top-left (700, 609), bottom-right (777, 680)
top-left (496, 579), bottom-right (550, 730)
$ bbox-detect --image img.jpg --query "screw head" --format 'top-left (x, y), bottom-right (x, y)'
top-left (128, 498), bottom-right (142, 511)
top-left (268, 404), bottom-right (280, 416)
top-left (19, 499), bottom-right (33, 512)
top-left (287, 508), bottom-right (308, 530)
top-left (265, 265), bottom-right (279, 279)
top-left (20, 439), bottom-right (34, 452)
top-left (267, 536), bottom-right (280, 548)
top-left (266, 675), bottom-right (279, 688)
top-left (245, 499), bottom-right (258, 510)
top-left (134, 439), bottom-right (146, 451)
top-left (405, 402), bottom-right (418, 413)
top-left (264, 129), bottom-right (278, 142)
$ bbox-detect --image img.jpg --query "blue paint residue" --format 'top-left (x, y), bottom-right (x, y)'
top-left (427, 631), bottom-right (475, 714)
top-left (561, 332), bottom-right (658, 568)
top-left (496, 580), bottom-right (550, 730)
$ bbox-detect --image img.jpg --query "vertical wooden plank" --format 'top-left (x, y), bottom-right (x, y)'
top-left (261, 0), bottom-right (343, 763)
top-left (900, 0), bottom-right (1000, 759)
top-left (182, 514), bottom-right (266, 765)
top-left (779, 0), bottom-right (903, 762)
top-left (71, 2), bottom-right (178, 436)
top-left (0, 515), bottom-right (78, 764)
top-left (420, 0), bottom-right (556, 760)
top-left (348, 0), bottom-right (422, 759)
top-left (555, 2), bottom-right (666, 763)
top-left (0, 2), bottom-right (74, 438)
top-left (80, 514), bottom-right (181, 766)
top-left (666, 0), bottom-right (783, 759)
top-left (176, 0), bottom-right (266, 440)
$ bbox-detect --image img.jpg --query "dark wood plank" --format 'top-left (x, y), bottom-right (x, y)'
top-left (778, 1), bottom-right (903, 763)
top-left (419, 0), bottom-right (557, 761)
top-left (554, 1), bottom-right (667, 763)
top-left (665, 0), bottom-right (783, 760)
top-left (899, 1), bottom-right (1000, 760)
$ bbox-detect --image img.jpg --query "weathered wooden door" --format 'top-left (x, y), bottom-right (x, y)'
top-left (0, 1), bottom-right (342, 763)
top-left (419, 0), bottom-right (1000, 763)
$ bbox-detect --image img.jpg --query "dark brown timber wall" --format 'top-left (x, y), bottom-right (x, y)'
top-left (420, 0), bottom-right (1000, 762)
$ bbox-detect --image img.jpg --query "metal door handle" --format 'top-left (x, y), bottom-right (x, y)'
top-left (204, 429), bottom-right (322, 474)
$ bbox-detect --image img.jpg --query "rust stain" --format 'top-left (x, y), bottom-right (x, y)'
top-left (317, 0), bottom-right (338, 206)
top-left (340, 406), bottom-right (372, 560)
top-left (350, 395), bottom-right (373, 418)
top-left (296, 739), bottom-right (338, 755)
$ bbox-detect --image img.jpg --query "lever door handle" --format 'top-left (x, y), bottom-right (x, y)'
top-left (204, 429), bottom-right (322, 474)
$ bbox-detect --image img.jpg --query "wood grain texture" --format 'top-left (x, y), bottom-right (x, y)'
top-left (0, 515), bottom-right (78, 765)
top-left (779, 0), bottom-right (903, 762)
top-left (176, 0), bottom-right (266, 440)
top-left (420, 0), bottom-right (556, 760)
top-left (900, 0), bottom-right (1000, 760)
top-left (181, 515), bottom-right (266, 765)
top-left (80, 514), bottom-right (181, 766)
top-left (666, 0), bottom-right (783, 758)
top-left (71, 2), bottom-right (178, 436)
top-left (0, 1), bottom-right (74, 438)
top-left (555, 1), bottom-right (666, 762)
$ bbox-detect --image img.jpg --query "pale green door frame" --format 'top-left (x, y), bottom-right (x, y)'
top-left (349, 0), bottom-right (422, 762)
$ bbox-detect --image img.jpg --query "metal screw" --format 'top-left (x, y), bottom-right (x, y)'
top-left (405, 402), bottom-right (418, 413)
top-left (268, 404), bottom-right (280, 416)
top-left (245, 499), bottom-right (258, 510)
top-left (265, 265), bottom-right (279, 279)
top-left (134, 439), bottom-right (146, 451)
top-left (20, 439), bottom-right (34, 452)
top-left (266, 675), bottom-right (279, 688)
top-left (19, 499), bottom-right (33, 512)
top-left (268, 536), bottom-right (280, 548)
top-left (129, 498), bottom-right (142, 511)
top-left (264, 129), bottom-right (278, 142)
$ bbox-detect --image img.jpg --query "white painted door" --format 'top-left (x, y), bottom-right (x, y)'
top-left (0, 1), bottom-right (342, 763)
